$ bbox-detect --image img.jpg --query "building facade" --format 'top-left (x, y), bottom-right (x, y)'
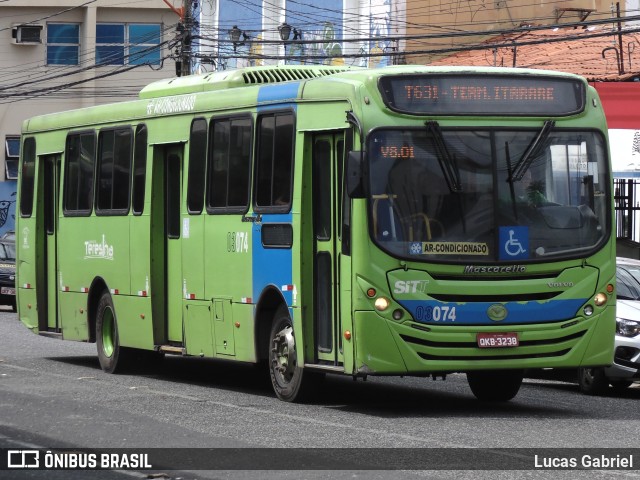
top-left (404, 0), bottom-right (635, 64)
top-left (0, 0), bottom-right (177, 235)
top-left (1, 0), bottom-right (406, 236)
top-left (192, 0), bottom-right (403, 72)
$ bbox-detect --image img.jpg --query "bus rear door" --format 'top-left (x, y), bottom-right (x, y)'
top-left (150, 144), bottom-right (184, 345)
top-left (36, 154), bottom-right (61, 332)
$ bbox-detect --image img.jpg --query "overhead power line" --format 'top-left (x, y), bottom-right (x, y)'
top-left (3, 2), bottom-right (640, 102)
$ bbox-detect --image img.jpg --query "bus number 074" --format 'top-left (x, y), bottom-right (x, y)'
top-left (227, 232), bottom-right (249, 253)
top-left (415, 305), bottom-right (456, 322)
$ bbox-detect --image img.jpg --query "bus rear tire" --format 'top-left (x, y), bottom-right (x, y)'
top-left (96, 291), bottom-right (129, 374)
top-left (467, 370), bottom-right (523, 402)
top-left (268, 305), bottom-right (309, 402)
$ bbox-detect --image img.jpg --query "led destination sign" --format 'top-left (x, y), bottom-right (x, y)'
top-left (379, 74), bottom-right (585, 116)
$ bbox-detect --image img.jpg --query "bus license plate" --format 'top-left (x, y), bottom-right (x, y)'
top-left (477, 332), bottom-right (519, 348)
top-left (1, 287), bottom-right (15, 296)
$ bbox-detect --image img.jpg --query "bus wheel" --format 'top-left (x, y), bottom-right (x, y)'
top-left (96, 292), bottom-right (128, 374)
top-left (268, 305), bottom-right (306, 402)
top-left (578, 367), bottom-right (609, 395)
top-left (466, 370), bottom-right (523, 402)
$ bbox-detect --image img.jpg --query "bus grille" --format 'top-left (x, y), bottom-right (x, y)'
top-left (399, 329), bottom-right (587, 361)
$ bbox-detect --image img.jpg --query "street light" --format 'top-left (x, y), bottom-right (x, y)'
top-left (229, 25), bottom-right (243, 51)
top-left (278, 22), bottom-right (292, 41)
top-left (278, 23), bottom-right (300, 64)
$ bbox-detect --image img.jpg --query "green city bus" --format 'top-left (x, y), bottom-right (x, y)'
top-left (16, 65), bottom-right (616, 402)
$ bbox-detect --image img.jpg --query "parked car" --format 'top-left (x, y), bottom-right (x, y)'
top-left (0, 238), bottom-right (16, 312)
top-left (577, 257), bottom-right (640, 394)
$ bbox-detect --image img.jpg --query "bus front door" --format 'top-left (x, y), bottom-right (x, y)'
top-left (312, 133), bottom-right (345, 366)
top-left (37, 154), bottom-right (61, 332)
top-left (150, 144), bottom-right (184, 345)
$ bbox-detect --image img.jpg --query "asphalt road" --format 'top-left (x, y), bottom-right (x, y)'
top-left (1, 308), bottom-right (639, 480)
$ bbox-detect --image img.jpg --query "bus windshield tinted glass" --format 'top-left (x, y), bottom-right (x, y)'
top-left (368, 128), bottom-right (609, 262)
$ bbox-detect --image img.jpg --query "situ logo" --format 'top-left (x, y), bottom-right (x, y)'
top-left (393, 280), bottom-right (429, 294)
top-left (8, 450), bottom-right (39, 468)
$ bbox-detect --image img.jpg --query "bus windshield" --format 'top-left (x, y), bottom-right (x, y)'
top-left (368, 127), bottom-right (609, 262)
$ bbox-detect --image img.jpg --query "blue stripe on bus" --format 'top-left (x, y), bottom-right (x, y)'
top-left (252, 91), bottom-right (298, 305)
top-left (257, 82), bottom-right (300, 103)
top-left (252, 214), bottom-right (294, 306)
top-left (397, 298), bottom-right (587, 325)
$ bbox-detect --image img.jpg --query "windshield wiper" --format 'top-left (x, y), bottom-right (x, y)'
top-left (504, 141), bottom-right (519, 220)
top-left (508, 119), bottom-right (555, 182)
top-left (426, 120), bottom-right (462, 192)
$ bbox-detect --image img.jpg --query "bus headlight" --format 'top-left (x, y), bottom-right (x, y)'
top-left (374, 297), bottom-right (390, 311)
top-left (593, 292), bottom-right (608, 306)
top-left (616, 318), bottom-right (640, 338)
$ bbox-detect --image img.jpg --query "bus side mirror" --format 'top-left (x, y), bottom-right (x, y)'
top-left (346, 150), bottom-right (365, 198)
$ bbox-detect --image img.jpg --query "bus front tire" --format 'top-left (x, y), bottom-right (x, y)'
top-left (466, 370), bottom-right (523, 402)
top-left (268, 305), bottom-right (308, 402)
top-left (96, 292), bottom-right (129, 374)
top-left (578, 367), bottom-right (609, 395)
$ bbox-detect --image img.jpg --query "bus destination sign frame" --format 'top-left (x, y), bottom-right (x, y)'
top-left (378, 74), bottom-right (586, 116)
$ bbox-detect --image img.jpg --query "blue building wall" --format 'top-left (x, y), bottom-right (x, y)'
top-left (219, 0), bottom-right (264, 68)
top-left (214, 0), bottom-right (392, 68)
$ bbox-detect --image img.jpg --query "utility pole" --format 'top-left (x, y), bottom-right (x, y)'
top-left (180, 0), bottom-right (193, 76)
top-left (162, 0), bottom-right (191, 76)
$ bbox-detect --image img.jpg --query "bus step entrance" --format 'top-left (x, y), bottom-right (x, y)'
top-left (157, 345), bottom-right (186, 355)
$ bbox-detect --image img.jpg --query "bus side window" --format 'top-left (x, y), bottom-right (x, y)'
top-left (64, 132), bottom-right (95, 215)
top-left (132, 124), bottom-right (147, 215)
top-left (20, 137), bottom-right (36, 217)
top-left (254, 112), bottom-right (294, 212)
top-left (96, 127), bottom-right (132, 214)
top-left (187, 118), bottom-right (207, 214)
top-left (206, 116), bottom-right (252, 213)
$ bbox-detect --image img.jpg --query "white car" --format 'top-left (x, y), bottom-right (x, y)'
top-left (578, 257), bottom-right (640, 394)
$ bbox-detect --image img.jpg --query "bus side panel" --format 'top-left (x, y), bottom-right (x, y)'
top-left (129, 206), bottom-right (151, 299)
top-left (249, 213), bottom-right (299, 361)
top-left (58, 292), bottom-right (88, 341)
top-left (17, 207), bottom-right (38, 331)
top-left (203, 215), bottom-right (252, 358)
top-left (231, 303), bottom-right (256, 361)
top-left (57, 216), bottom-right (130, 339)
top-left (182, 215), bottom-right (205, 300)
top-left (182, 214), bottom-right (209, 355)
top-left (17, 285), bottom-right (38, 331)
top-left (57, 217), bottom-right (131, 293)
top-left (184, 301), bottom-right (214, 357)
top-left (114, 295), bottom-right (154, 350)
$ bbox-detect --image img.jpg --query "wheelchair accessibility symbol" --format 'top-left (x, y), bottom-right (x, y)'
top-left (499, 226), bottom-right (529, 260)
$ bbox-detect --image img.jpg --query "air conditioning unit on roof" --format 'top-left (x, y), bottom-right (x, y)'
top-left (12, 24), bottom-right (43, 44)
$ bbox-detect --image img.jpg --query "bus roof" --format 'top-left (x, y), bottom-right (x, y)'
top-left (139, 64), bottom-right (587, 99)
top-left (138, 65), bottom-right (358, 99)
top-left (21, 64), bottom-right (589, 134)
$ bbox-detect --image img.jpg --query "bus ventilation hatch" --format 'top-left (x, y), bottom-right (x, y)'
top-left (241, 67), bottom-right (350, 84)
